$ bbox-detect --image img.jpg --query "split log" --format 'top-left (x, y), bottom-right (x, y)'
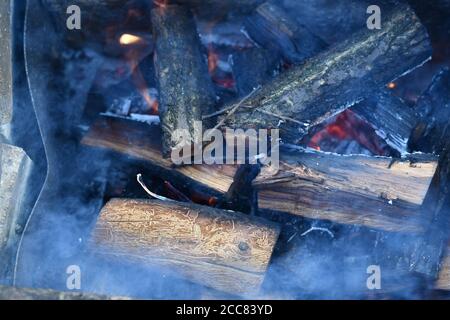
top-left (409, 68), bottom-right (450, 155)
top-left (0, 0), bottom-right (12, 125)
top-left (351, 91), bottom-right (417, 155)
top-left (151, 5), bottom-right (216, 157)
top-left (254, 148), bottom-right (438, 233)
top-left (81, 115), bottom-right (238, 195)
top-left (407, 69), bottom-right (450, 282)
top-left (0, 143), bottom-right (33, 249)
top-left (243, 1), bottom-right (327, 64)
top-left (90, 198), bottom-right (280, 295)
top-left (221, 4), bottom-right (432, 144)
top-left (0, 285), bottom-right (129, 300)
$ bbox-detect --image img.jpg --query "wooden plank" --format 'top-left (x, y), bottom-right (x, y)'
top-left (221, 4), bottom-right (432, 144)
top-left (89, 198), bottom-right (280, 295)
top-left (254, 148), bottom-right (438, 232)
top-left (81, 115), bottom-right (237, 194)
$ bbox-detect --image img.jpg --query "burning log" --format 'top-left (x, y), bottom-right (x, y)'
top-left (90, 198), bottom-right (280, 295)
top-left (221, 4), bottom-right (432, 144)
top-left (351, 91), bottom-right (418, 155)
top-left (406, 69), bottom-right (450, 283)
top-left (151, 5), bottom-right (216, 158)
top-left (254, 148), bottom-right (438, 233)
top-left (81, 115), bottom-right (237, 195)
top-left (243, 1), bottom-right (327, 64)
top-left (409, 68), bottom-right (450, 154)
top-left (0, 0), bottom-right (12, 125)
top-left (0, 143), bottom-right (33, 250)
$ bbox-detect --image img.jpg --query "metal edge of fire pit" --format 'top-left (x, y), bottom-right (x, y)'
top-left (13, 0), bottom-right (108, 290)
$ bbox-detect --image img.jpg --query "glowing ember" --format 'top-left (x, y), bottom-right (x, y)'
top-left (387, 82), bottom-right (397, 89)
top-left (119, 33), bottom-right (145, 46)
top-left (307, 109), bottom-right (389, 156)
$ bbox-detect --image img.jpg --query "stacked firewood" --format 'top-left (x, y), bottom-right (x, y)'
top-left (26, 0), bottom-right (450, 298)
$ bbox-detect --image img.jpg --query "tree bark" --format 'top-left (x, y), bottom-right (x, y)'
top-left (221, 4), bottom-right (431, 144)
top-left (0, 0), bottom-right (12, 125)
top-left (90, 198), bottom-right (280, 295)
top-left (254, 148), bottom-right (438, 233)
top-left (152, 5), bottom-right (216, 158)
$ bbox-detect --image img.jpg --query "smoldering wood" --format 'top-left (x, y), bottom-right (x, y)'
top-left (406, 69), bottom-right (450, 281)
top-left (221, 4), bottom-right (432, 144)
top-left (232, 47), bottom-right (280, 97)
top-left (254, 148), bottom-right (438, 233)
top-left (243, 1), bottom-right (327, 64)
top-left (0, 143), bottom-right (33, 249)
top-left (409, 68), bottom-right (450, 155)
top-left (152, 5), bottom-right (216, 157)
top-left (81, 115), bottom-right (238, 195)
top-left (351, 91), bottom-right (417, 155)
top-left (90, 198), bottom-right (281, 295)
top-left (0, 0), bottom-right (12, 125)
top-left (0, 285), bottom-right (129, 300)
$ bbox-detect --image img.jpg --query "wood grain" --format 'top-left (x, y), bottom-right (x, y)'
top-left (90, 198), bottom-right (280, 294)
top-left (81, 115), bottom-right (237, 194)
top-left (254, 149), bottom-right (438, 233)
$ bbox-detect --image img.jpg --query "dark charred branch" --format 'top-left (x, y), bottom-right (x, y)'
top-left (232, 47), bottom-right (280, 97)
top-left (351, 91), bottom-right (417, 155)
top-left (243, 1), bottom-right (327, 64)
top-left (90, 198), bottom-right (280, 295)
top-left (151, 5), bottom-right (216, 157)
top-left (254, 148), bottom-right (438, 233)
top-left (221, 4), bottom-right (431, 144)
top-left (81, 115), bottom-right (238, 195)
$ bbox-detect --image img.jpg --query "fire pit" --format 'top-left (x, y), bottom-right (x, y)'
top-left (0, 0), bottom-right (450, 300)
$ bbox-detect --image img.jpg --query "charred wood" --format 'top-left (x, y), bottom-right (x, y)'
top-left (90, 198), bottom-right (280, 295)
top-left (351, 91), bottom-right (417, 155)
top-left (243, 1), bottom-right (327, 64)
top-left (151, 5), bottom-right (216, 157)
top-left (221, 4), bottom-right (432, 144)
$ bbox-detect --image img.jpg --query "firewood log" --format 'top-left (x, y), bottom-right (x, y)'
top-left (81, 115), bottom-right (238, 195)
top-left (409, 68), bottom-right (450, 155)
top-left (90, 198), bottom-right (280, 295)
top-left (0, 0), bottom-right (12, 125)
top-left (407, 69), bottom-right (450, 282)
top-left (0, 285), bottom-right (129, 300)
top-left (221, 4), bottom-right (432, 144)
top-left (351, 91), bottom-right (417, 155)
top-left (243, 1), bottom-right (327, 64)
top-left (151, 5), bottom-right (216, 158)
top-left (253, 148), bottom-right (438, 233)
top-left (0, 144), bottom-right (33, 249)
top-left (436, 242), bottom-right (450, 291)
